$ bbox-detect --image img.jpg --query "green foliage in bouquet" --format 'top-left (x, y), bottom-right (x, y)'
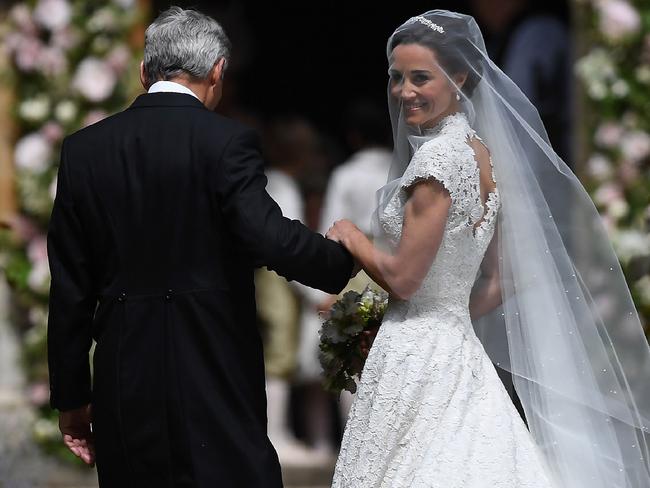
top-left (319, 286), bottom-right (388, 395)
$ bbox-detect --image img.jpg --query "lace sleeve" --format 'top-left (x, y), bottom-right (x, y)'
top-left (400, 139), bottom-right (460, 202)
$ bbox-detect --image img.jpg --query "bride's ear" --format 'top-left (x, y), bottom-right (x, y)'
top-left (453, 72), bottom-right (468, 91)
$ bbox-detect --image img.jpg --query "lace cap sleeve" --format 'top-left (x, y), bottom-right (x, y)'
top-left (400, 139), bottom-right (459, 200)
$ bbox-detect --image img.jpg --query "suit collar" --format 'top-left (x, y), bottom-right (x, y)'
top-left (128, 92), bottom-right (207, 110)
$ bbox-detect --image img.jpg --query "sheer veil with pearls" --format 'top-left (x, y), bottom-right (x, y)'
top-left (371, 10), bottom-right (650, 487)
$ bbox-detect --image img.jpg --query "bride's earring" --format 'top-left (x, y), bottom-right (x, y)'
top-left (456, 92), bottom-right (461, 101)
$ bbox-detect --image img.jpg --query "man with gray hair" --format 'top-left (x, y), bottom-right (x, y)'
top-left (47, 7), bottom-right (352, 487)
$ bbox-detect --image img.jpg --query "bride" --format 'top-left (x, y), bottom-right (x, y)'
top-left (326, 10), bottom-right (650, 488)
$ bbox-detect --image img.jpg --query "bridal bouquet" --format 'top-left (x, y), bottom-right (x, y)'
top-left (319, 286), bottom-right (389, 395)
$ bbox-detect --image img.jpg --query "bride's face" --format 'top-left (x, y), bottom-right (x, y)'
top-left (388, 43), bottom-right (459, 129)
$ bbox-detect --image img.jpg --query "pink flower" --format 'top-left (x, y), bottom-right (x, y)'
top-left (73, 58), bottom-right (117, 102)
top-left (83, 109), bottom-right (109, 127)
top-left (28, 382), bottom-right (50, 407)
top-left (9, 4), bottom-right (39, 35)
top-left (106, 45), bottom-right (131, 74)
top-left (14, 132), bottom-right (52, 173)
top-left (14, 36), bottom-right (45, 73)
top-left (37, 46), bottom-right (67, 77)
top-left (597, 0), bottom-right (641, 42)
top-left (620, 130), bottom-right (650, 164)
top-left (3, 214), bottom-right (40, 243)
top-left (27, 235), bottom-right (48, 264)
top-left (41, 122), bottom-right (64, 143)
top-left (594, 121), bottom-right (623, 148)
top-left (593, 182), bottom-right (622, 206)
top-left (33, 0), bottom-right (72, 32)
top-left (51, 27), bottom-right (80, 51)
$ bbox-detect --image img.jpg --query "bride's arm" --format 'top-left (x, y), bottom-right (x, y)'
top-left (469, 224), bottom-right (503, 320)
top-left (328, 179), bottom-right (451, 300)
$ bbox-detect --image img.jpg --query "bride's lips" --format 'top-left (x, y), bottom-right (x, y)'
top-left (404, 102), bottom-right (427, 113)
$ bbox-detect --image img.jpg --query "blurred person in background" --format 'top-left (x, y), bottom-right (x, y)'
top-left (297, 99), bottom-right (392, 457)
top-left (471, 0), bottom-right (572, 163)
top-left (256, 115), bottom-right (329, 466)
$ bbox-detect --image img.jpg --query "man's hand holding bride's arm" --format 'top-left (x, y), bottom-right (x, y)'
top-left (326, 179), bottom-right (451, 301)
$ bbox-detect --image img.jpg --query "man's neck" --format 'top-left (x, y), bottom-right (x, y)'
top-left (153, 77), bottom-right (208, 105)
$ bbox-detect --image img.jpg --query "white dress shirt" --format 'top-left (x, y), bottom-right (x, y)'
top-left (148, 80), bottom-right (201, 101)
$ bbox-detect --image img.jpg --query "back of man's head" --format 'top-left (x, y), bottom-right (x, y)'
top-left (143, 6), bottom-right (231, 85)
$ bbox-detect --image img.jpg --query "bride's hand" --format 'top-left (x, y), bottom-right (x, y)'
top-left (326, 219), bottom-right (360, 247)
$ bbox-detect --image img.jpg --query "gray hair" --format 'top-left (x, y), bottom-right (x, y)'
top-left (143, 6), bottom-right (231, 83)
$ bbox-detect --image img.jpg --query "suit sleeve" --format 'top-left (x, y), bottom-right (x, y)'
top-left (214, 128), bottom-right (353, 294)
top-left (47, 138), bottom-right (96, 411)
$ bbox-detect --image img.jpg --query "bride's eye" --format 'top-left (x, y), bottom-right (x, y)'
top-left (413, 74), bottom-right (430, 84)
top-left (389, 72), bottom-right (403, 84)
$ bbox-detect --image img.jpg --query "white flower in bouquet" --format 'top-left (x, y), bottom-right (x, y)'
top-left (33, 0), bottom-right (72, 32)
top-left (595, 122), bottom-right (623, 148)
top-left (73, 57), bottom-right (116, 103)
top-left (54, 99), bottom-right (78, 123)
top-left (612, 229), bottom-right (650, 263)
top-left (19, 96), bottom-right (50, 123)
top-left (14, 132), bottom-right (52, 173)
top-left (620, 130), bottom-right (650, 164)
top-left (596, 0), bottom-right (641, 42)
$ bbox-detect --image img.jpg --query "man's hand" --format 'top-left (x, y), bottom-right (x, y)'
top-left (59, 404), bottom-right (95, 466)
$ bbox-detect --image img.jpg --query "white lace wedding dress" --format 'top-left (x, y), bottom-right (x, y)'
top-left (332, 113), bottom-right (557, 488)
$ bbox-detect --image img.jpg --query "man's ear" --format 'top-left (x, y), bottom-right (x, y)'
top-left (212, 58), bottom-right (226, 85)
top-left (139, 61), bottom-right (149, 90)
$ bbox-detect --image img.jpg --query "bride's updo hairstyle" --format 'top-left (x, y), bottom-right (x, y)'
top-left (388, 15), bottom-right (484, 98)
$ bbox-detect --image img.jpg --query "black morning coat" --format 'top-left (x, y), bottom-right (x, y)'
top-left (46, 92), bottom-right (353, 487)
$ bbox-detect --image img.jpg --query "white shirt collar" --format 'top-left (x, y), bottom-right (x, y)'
top-left (148, 81), bottom-right (201, 101)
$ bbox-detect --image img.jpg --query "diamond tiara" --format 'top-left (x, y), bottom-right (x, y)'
top-left (412, 16), bottom-right (445, 34)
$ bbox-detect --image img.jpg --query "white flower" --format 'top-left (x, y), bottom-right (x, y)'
top-left (112, 0), bottom-right (135, 8)
top-left (14, 132), bottom-right (52, 173)
top-left (28, 261), bottom-right (50, 294)
top-left (620, 130), bottom-right (650, 163)
top-left (9, 4), bottom-right (38, 34)
top-left (587, 154), bottom-right (614, 180)
top-left (54, 99), bottom-right (77, 123)
top-left (597, 0), bottom-right (641, 42)
top-left (14, 36), bottom-right (44, 72)
top-left (19, 96), bottom-right (50, 123)
top-left (594, 122), bottom-right (623, 148)
top-left (636, 65), bottom-right (650, 84)
top-left (33, 418), bottom-right (59, 442)
top-left (611, 79), bottom-right (629, 97)
top-left (612, 229), bottom-right (650, 263)
top-left (41, 121), bottom-right (64, 143)
top-left (606, 198), bottom-right (629, 220)
top-left (636, 276), bottom-right (650, 307)
top-left (593, 182), bottom-right (622, 206)
top-left (106, 44), bottom-right (131, 74)
top-left (88, 7), bottom-right (117, 33)
top-left (72, 57), bottom-right (116, 102)
top-left (33, 0), bottom-right (72, 32)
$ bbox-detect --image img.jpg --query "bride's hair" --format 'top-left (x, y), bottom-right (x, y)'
top-left (389, 17), bottom-right (483, 97)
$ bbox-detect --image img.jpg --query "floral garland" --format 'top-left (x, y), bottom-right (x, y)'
top-left (0, 0), bottom-right (145, 461)
top-left (576, 0), bottom-right (650, 328)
